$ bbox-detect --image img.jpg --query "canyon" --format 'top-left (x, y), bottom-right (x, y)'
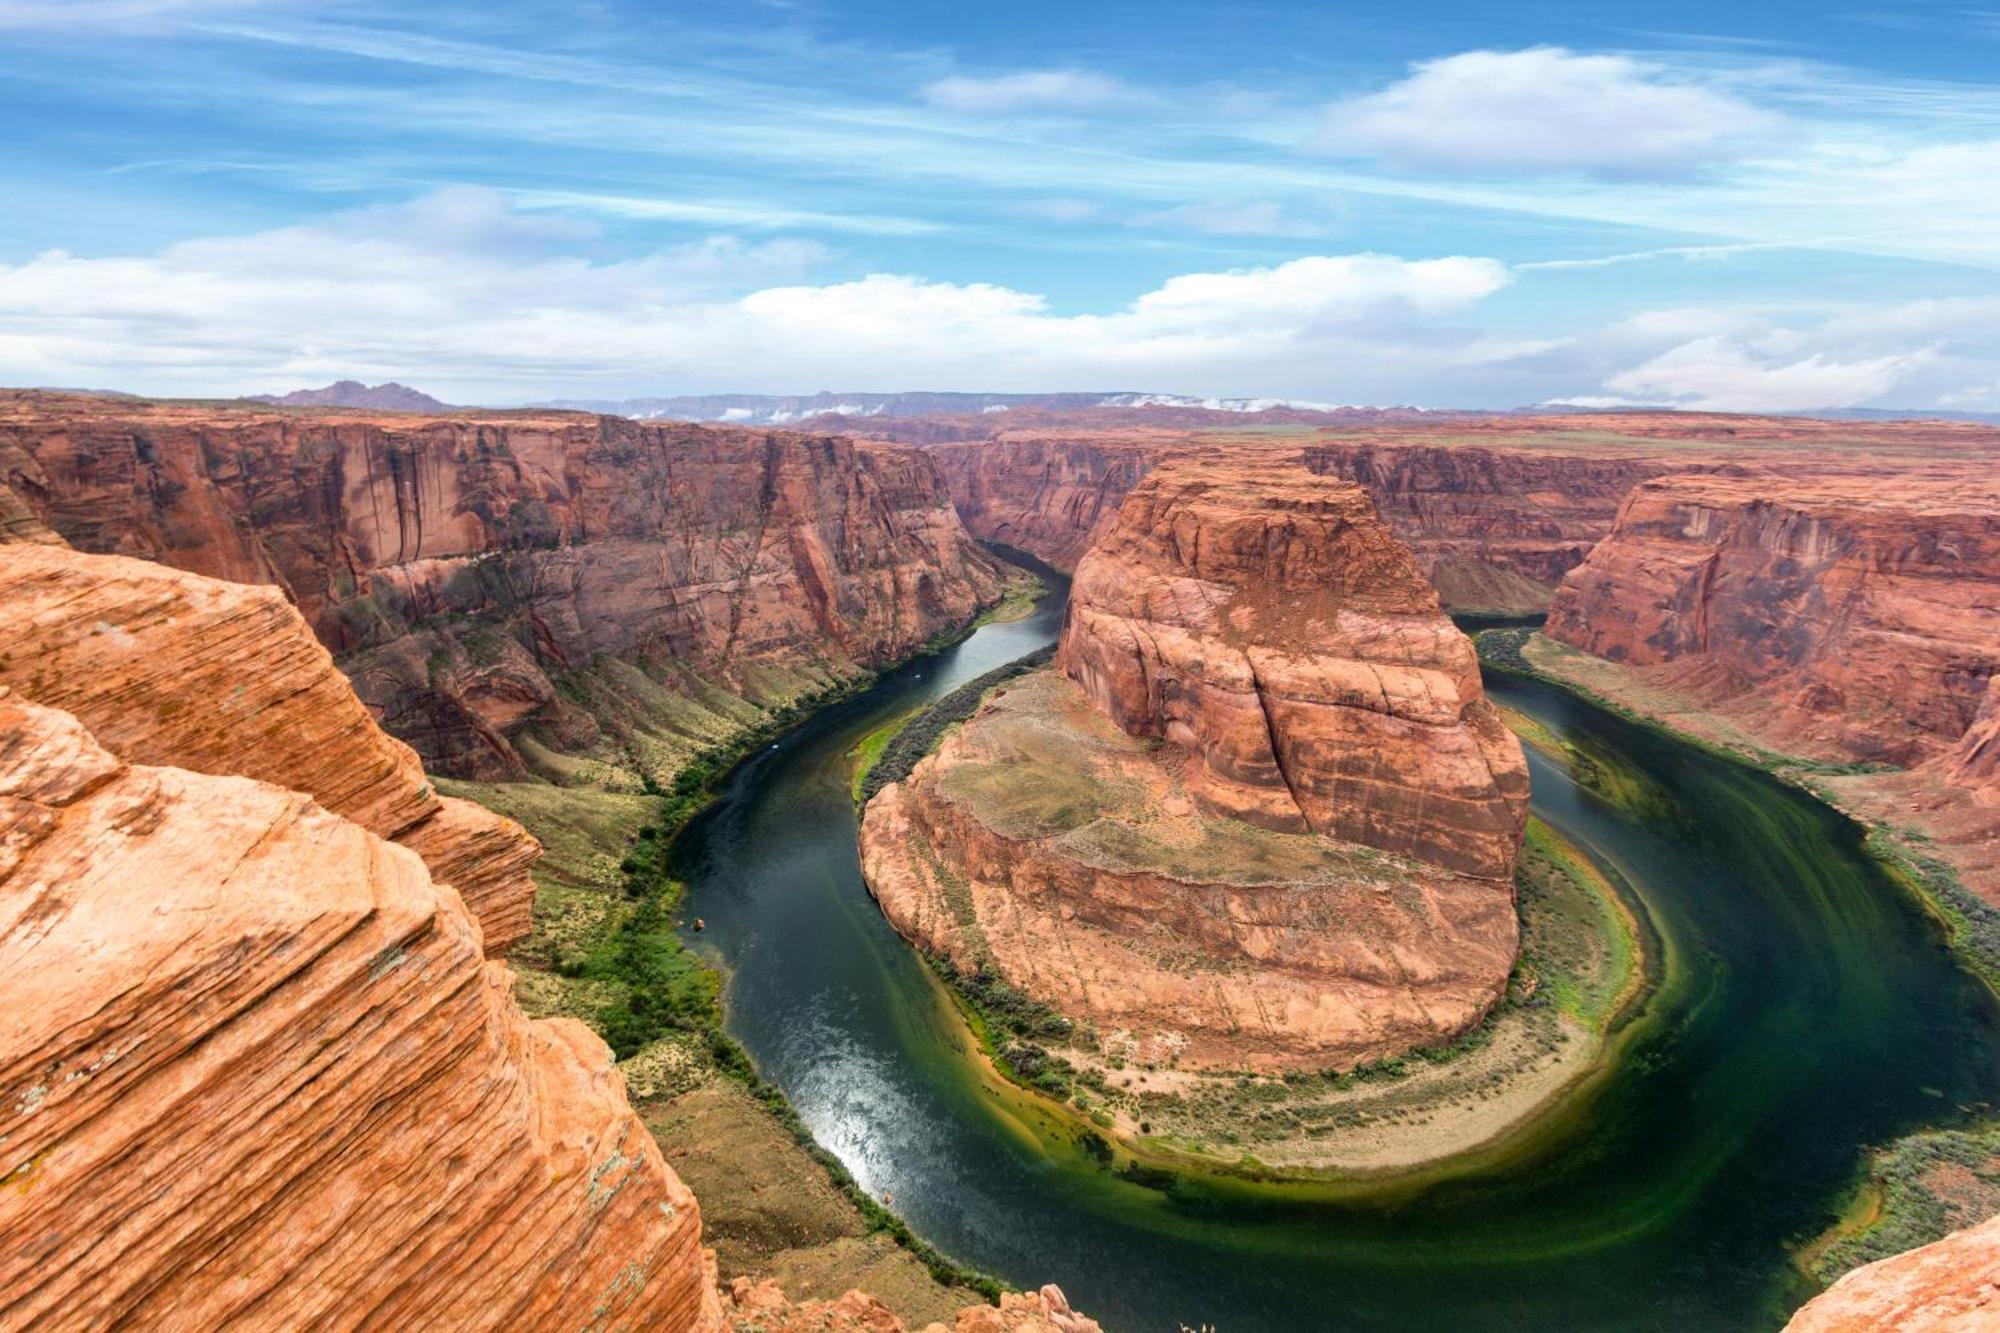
top-left (8, 388), bottom-right (2000, 1327)
top-left (0, 546), bottom-right (716, 1330)
top-left (913, 410), bottom-right (2000, 616)
top-left (1544, 467), bottom-right (2000, 779)
top-left (0, 391), bottom-right (1005, 783)
top-left (0, 533), bottom-right (1097, 1332)
top-left (860, 461), bottom-right (1529, 1074)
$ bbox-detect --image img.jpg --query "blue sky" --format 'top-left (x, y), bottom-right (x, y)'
top-left (4, 1), bottom-right (2000, 409)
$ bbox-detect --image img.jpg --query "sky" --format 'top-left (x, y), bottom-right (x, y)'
top-left (4, 1), bottom-right (2000, 410)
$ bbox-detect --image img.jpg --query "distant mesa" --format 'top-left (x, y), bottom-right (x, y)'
top-left (243, 380), bottom-right (454, 411)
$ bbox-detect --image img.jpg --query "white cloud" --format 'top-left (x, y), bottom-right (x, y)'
top-left (921, 69), bottom-right (1130, 114)
top-left (1596, 335), bottom-right (1932, 411)
top-left (0, 190), bottom-right (1520, 402)
top-left (1318, 47), bottom-right (1786, 175)
top-left (1129, 200), bottom-right (1326, 237)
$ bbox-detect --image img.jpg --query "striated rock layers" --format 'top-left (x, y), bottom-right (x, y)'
top-left (1546, 469), bottom-right (2000, 777)
top-left (0, 683), bottom-right (717, 1330)
top-left (0, 543), bottom-right (539, 955)
top-left (1301, 442), bottom-right (1673, 615)
top-left (1, 392), bottom-right (1004, 780)
top-left (924, 432), bottom-right (1671, 613)
top-left (862, 463), bottom-right (1529, 1072)
top-left (926, 436), bottom-right (1157, 570)
top-left (1785, 1212), bottom-right (2000, 1331)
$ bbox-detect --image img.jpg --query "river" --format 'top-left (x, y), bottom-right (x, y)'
top-left (672, 572), bottom-right (2000, 1331)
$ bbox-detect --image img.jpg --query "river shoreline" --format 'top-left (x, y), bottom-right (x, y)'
top-left (1478, 628), bottom-right (2000, 1293)
top-left (841, 641), bottom-right (1659, 1185)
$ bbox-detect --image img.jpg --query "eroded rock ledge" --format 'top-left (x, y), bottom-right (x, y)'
top-left (862, 463), bottom-right (1529, 1073)
top-left (0, 687), bottom-right (716, 1329)
top-left (1785, 1212), bottom-right (2000, 1331)
top-left (0, 543), bottom-right (539, 954)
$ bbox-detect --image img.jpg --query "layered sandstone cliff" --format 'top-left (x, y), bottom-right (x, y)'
top-left (1301, 442), bottom-right (1672, 614)
top-left (0, 543), bottom-right (539, 954)
top-left (1785, 1212), bottom-right (2000, 1331)
top-left (923, 432), bottom-right (1670, 614)
top-left (0, 686), bottom-right (717, 1330)
top-left (861, 463), bottom-right (1529, 1072)
top-left (1, 392), bottom-right (1005, 780)
top-left (1545, 469), bottom-right (2000, 775)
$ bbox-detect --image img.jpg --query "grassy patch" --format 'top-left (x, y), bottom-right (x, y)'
top-left (855, 645), bottom-right (1055, 807)
top-left (1803, 1120), bottom-right (2000, 1283)
top-left (850, 708), bottom-right (920, 801)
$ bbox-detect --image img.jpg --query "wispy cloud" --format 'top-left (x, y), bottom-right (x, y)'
top-left (920, 69), bottom-right (1133, 114)
top-left (0, 0), bottom-right (283, 29)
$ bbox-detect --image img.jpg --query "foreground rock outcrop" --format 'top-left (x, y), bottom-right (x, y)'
top-left (0, 687), bottom-right (716, 1330)
top-left (2, 392), bottom-right (1005, 780)
top-left (1785, 1212), bottom-right (2000, 1331)
top-left (862, 463), bottom-right (1528, 1073)
top-left (1546, 469), bottom-right (2000, 778)
top-left (0, 543), bottom-right (539, 954)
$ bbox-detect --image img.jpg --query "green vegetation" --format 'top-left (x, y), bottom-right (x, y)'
top-left (455, 636), bottom-right (1014, 1302)
top-left (849, 707), bottom-right (920, 800)
top-left (970, 569), bottom-right (1046, 627)
top-left (855, 645), bottom-right (1054, 806)
top-left (1863, 830), bottom-right (2000, 995)
top-left (1804, 1120), bottom-right (2000, 1283)
top-left (1481, 628), bottom-right (2000, 997)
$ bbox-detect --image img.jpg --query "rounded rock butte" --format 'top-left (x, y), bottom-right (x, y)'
top-left (862, 460), bottom-right (1530, 1074)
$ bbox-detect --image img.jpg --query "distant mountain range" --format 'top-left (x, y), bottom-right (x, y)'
top-left (243, 381), bottom-right (453, 411)
top-left (528, 390), bottom-right (1365, 425)
top-left (216, 382), bottom-right (2000, 427)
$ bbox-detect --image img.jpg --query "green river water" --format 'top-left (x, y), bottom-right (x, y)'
top-left (672, 574), bottom-right (2000, 1331)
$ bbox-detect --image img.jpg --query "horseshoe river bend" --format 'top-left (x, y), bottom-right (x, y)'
top-left (670, 573), bottom-right (2000, 1332)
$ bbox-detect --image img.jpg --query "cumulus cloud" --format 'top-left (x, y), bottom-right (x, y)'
top-left (921, 69), bottom-right (1130, 114)
top-left (1318, 47), bottom-right (1786, 175)
top-left (0, 189), bottom-right (1519, 402)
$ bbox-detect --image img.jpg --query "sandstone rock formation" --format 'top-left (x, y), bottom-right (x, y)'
top-left (862, 463), bottom-right (1529, 1072)
top-left (0, 688), bottom-right (717, 1330)
top-left (927, 436), bottom-right (1156, 569)
top-left (719, 1275), bottom-right (1100, 1332)
top-left (1060, 462), bottom-right (1532, 878)
top-left (923, 433), bottom-right (1670, 613)
top-left (1545, 469), bottom-right (2000, 774)
top-left (0, 543), bottom-right (538, 954)
top-left (1, 392), bottom-right (1005, 780)
top-left (1300, 442), bottom-right (1672, 614)
top-left (1785, 1212), bottom-right (2000, 1331)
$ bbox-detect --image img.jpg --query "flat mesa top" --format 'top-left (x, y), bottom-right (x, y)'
top-left (933, 668), bottom-right (1453, 895)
